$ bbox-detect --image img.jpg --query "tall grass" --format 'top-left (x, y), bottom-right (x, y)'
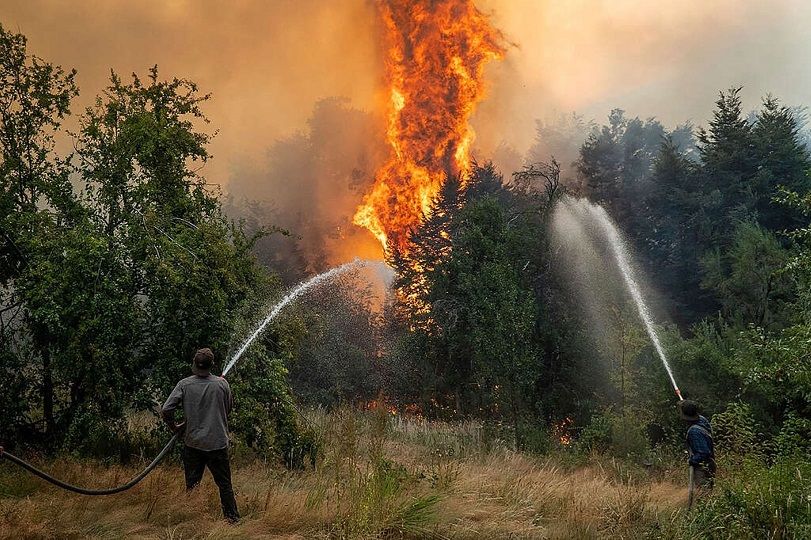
top-left (3, 409), bottom-right (760, 539)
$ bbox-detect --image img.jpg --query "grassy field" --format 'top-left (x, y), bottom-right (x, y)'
top-left (0, 410), bottom-right (718, 539)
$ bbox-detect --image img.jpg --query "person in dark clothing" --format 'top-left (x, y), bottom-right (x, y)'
top-left (679, 399), bottom-right (716, 507)
top-left (162, 348), bottom-right (240, 523)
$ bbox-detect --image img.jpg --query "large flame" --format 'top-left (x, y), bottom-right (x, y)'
top-left (353, 0), bottom-right (505, 253)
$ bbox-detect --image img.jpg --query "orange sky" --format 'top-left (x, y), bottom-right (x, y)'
top-left (3, 0), bottom-right (810, 189)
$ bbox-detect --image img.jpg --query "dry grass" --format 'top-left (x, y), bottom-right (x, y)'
top-left (0, 411), bottom-right (688, 539)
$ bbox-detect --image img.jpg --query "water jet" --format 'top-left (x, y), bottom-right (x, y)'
top-left (553, 197), bottom-right (682, 399)
top-left (223, 258), bottom-right (390, 376)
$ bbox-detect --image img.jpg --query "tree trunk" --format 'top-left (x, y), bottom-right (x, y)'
top-left (42, 346), bottom-right (55, 438)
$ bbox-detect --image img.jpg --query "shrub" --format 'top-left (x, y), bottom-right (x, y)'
top-left (516, 418), bottom-right (552, 454)
top-left (773, 412), bottom-right (811, 459)
top-left (578, 412), bottom-right (613, 453)
top-left (610, 414), bottom-right (650, 458)
top-left (577, 410), bottom-right (649, 457)
top-left (678, 459), bottom-right (811, 539)
top-left (712, 401), bottom-right (765, 458)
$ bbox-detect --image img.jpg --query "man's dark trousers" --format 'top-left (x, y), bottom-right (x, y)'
top-left (183, 445), bottom-right (240, 521)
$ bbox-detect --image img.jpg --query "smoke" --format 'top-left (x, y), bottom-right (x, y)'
top-left (227, 97), bottom-right (389, 273)
top-left (474, 0), bottom-right (810, 163)
top-left (4, 0), bottom-right (809, 270)
top-left (2, 0), bottom-right (383, 186)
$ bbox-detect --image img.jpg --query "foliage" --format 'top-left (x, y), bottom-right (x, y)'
top-left (773, 412), bottom-right (811, 459)
top-left (577, 408), bottom-right (650, 458)
top-left (564, 87), bottom-right (811, 460)
top-left (578, 412), bottom-right (613, 453)
top-left (577, 109), bottom-right (671, 231)
top-left (678, 459), bottom-right (811, 540)
top-left (388, 164), bottom-right (550, 430)
top-left (287, 272), bottom-right (383, 407)
top-left (712, 402), bottom-right (764, 458)
top-left (2, 21), bottom-right (810, 504)
top-left (0, 22), bottom-right (79, 441)
top-left (0, 25), bottom-right (304, 463)
top-left (700, 222), bottom-right (795, 329)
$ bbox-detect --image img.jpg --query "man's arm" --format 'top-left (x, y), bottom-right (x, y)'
top-left (161, 382), bottom-right (185, 433)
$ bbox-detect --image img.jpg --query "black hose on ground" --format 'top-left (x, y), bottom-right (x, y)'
top-left (0, 432), bottom-right (180, 496)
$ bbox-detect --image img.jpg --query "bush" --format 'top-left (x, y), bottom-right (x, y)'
top-left (712, 401), bottom-right (765, 458)
top-left (516, 418), bottom-right (552, 454)
top-left (610, 414), bottom-right (650, 458)
top-left (577, 409), bottom-right (649, 457)
top-left (774, 413), bottom-right (811, 459)
top-left (578, 413), bottom-right (612, 453)
top-left (678, 459), bottom-right (811, 539)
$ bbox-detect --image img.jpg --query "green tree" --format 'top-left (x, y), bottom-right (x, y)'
top-left (696, 87), bottom-right (757, 242)
top-left (70, 67), bottom-right (304, 458)
top-left (577, 109), bottom-right (665, 231)
top-left (1, 24), bottom-right (306, 461)
top-left (389, 165), bottom-right (543, 435)
top-left (639, 136), bottom-right (714, 323)
top-left (751, 96), bottom-right (811, 232)
top-left (0, 23), bottom-right (80, 440)
top-left (288, 273), bottom-right (384, 407)
top-left (701, 222), bottom-right (795, 329)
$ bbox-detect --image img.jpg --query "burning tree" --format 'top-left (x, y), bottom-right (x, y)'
top-left (353, 0), bottom-right (506, 253)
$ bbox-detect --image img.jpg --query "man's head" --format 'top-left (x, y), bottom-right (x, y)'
top-left (679, 399), bottom-right (701, 422)
top-left (192, 347), bottom-right (215, 376)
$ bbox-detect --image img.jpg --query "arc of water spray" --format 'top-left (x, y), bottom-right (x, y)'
top-left (222, 258), bottom-right (375, 376)
top-left (0, 259), bottom-right (383, 494)
top-left (569, 199), bottom-right (683, 400)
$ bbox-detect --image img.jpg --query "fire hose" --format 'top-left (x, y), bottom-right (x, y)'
top-left (0, 398), bottom-right (316, 495)
top-left (0, 432), bottom-right (181, 496)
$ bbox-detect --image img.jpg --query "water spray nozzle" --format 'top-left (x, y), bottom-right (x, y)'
top-left (675, 387), bottom-right (683, 401)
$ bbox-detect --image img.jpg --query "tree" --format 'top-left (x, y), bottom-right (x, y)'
top-left (447, 193), bottom-right (539, 428)
top-left (751, 96), bottom-right (811, 232)
top-left (701, 222), bottom-right (794, 329)
top-left (70, 67), bottom-right (304, 458)
top-left (389, 165), bottom-right (543, 433)
top-left (696, 88), bottom-right (757, 241)
top-left (577, 109), bottom-right (666, 234)
top-left (1, 25), bottom-right (306, 461)
top-left (0, 23), bottom-right (79, 441)
top-left (526, 112), bottom-right (595, 179)
top-left (288, 272), bottom-right (384, 407)
top-left (638, 136), bottom-right (716, 323)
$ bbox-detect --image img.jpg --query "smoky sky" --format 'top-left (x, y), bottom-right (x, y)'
top-left (475, 0), bottom-right (811, 156)
top-left (2, 0), bottom-right (383, 186)
top-left (6, 0), bottom-right (810, 180)
top-left (4, 0), bottom-right (810, 265)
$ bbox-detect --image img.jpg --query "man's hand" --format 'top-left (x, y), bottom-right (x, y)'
top-left (162, 408), bottom-right (186, 434)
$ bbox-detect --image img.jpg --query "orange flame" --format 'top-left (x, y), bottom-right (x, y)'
top-left (553, 417), bottom-right (574, 446)
top-left (353, 0), bottom-right (505, 253)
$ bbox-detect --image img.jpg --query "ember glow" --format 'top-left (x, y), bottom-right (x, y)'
top-left (353, 0), bottom-right (506, 253)
top-left (553, 417), bottom-right (574, 446)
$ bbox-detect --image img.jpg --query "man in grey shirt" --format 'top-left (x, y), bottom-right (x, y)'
top-left (162, 348), bottom-right (239, 522)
